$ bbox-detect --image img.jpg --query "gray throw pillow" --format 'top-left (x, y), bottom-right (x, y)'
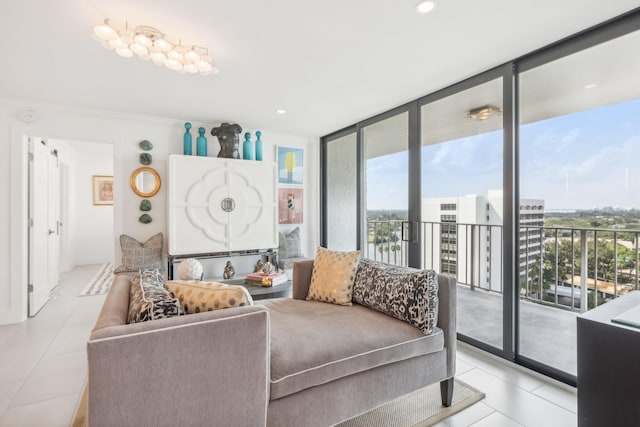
top-left (352, 258), bottom-right (438, 335)
top-left (279, 227), bottom-right (302, 259)
top-left (114, 233), bottom-right (163, 273)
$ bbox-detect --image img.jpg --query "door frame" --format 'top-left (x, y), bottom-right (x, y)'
top-left (6, 120), bottom-right (118, 325)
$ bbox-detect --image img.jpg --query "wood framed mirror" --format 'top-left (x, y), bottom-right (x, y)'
top-left (130, 167), bottom-right (161, 197)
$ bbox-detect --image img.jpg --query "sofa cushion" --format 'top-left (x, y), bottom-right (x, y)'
top-left (260, 298), bottom-right (444, 400)
top-left (166, 280), bottom-right (253, 314)
top-left (114, 233), bottom-right (164, 273)
top-left (279, 227), bottom-right (302, 259)
top-left (352, 258), bottom-right (439, 335)
top-left (127, 270), bottom-right (184, 323)
top-left (306, 247), bottom-right (361, 306)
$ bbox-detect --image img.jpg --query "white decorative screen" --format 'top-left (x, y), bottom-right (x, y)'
top-left (168, 155), bottom-right (278, 255)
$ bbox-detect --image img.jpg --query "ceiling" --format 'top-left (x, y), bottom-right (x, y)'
top-left (1, 1), bottom-right (639, 138)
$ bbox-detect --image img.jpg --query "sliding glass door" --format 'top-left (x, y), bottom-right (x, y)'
top-left (420, 76), bottom-right (506, 351)
top-left (518, 28), bottom-right (640, 378)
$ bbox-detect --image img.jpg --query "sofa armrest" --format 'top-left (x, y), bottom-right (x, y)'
top-left (437, 274), bottom-right (457, 378)
top-left (88, 305), bottom-right (270, 427)
top-left (292, 259), bottom-right (314, 300)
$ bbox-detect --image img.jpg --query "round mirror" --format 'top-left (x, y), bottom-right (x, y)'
top-left (130, 167), bottom-right (161, 197)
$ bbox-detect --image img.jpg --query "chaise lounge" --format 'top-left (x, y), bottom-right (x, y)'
top-left (86, 257), bottom-right (456, 426)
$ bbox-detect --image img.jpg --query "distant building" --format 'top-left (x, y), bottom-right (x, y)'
top-left (422, 190), bottom-right (544, 292)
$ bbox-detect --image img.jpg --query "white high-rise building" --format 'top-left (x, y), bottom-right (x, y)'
top-left (422, 190), bottom-right (544, 292)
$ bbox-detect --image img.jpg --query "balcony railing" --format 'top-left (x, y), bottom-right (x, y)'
top-left (366, 220), bottom-right (640, 312)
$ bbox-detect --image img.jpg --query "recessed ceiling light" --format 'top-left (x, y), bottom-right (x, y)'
top-left (416, 1), bottom-right (436, 14)
top-left (276, 109), bottom-right (286, 114)
top-left (584, 83), bottom-right (597, 89)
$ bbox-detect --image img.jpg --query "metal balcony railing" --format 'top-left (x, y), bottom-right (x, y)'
top-left (366, 220), bottom-right (640, 313)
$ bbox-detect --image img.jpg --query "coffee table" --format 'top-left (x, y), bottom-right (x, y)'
top-left (219, 278), bottom-right (292, 301)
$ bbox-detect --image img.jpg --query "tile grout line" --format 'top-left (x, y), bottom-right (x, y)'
top-left (2, 266), bottom-right (100, 416)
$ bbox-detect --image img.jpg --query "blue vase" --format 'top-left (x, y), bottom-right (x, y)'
top-left (196, 127), bottom-right (207, 156)
top-left (183, 122), bottom-right (192, 155)
top-left (243, 132), bottom-right (253, 160)
top-left (255, 130), bottom-right (263, 161)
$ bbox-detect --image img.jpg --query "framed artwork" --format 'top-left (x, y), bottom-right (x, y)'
top-left (277, 146), bottom-right (304, 185)
top-left (93, 175), bottom-right (114, 206)
top-left (278, 188), bottom-right (303, 224)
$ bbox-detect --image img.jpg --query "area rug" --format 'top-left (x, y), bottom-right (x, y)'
top-left (336, 379), bottom-right (484, 427)
top-left (78, 263), bottom-right (113, 296)
top-left (72, 379), bottom-right (483, 426)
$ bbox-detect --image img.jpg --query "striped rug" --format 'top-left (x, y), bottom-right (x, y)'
top-left (79, 263), bottom-right (114, 296)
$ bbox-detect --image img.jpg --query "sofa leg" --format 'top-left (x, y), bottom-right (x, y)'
top-left (440, 377), bottom-right (454, 407)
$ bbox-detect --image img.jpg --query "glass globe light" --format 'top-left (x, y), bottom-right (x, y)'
top-left (134, 33), bottom-right (153, 48)
top-left (94, 24), bottom-right (118, 41)
top-left (109, 38), bottom-right (128, 50)
top-left (115, 47), bottom-right (134, 58)
top-left (195, 60), bottom-right (212, 72)
top-left (167, 50), bottom-right (183, 62)
top-left (155, 38), bottom-right (173, 52)
top-left (130, 43), bottom-right (148, 56)
top-left (101, 41), bottom-right (115, 50)
top-left (139, 53), bottom-right (150, 61)
top-left (185, 49), bottom-right (200, 63)
top-left (150, 50), bottom-right (167, 64)
top-left (184, 63), bottom-right (198, 73)
top-left (164, 58), bottom-right (182, 71)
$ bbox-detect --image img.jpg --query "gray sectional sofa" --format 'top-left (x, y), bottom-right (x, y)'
top-left (86, 259), bottom-right (456, 427)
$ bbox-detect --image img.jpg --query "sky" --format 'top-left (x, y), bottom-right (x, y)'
top-left (366, 98), bottom-right (640, 211)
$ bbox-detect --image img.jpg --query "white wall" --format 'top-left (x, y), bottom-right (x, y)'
top-left (0, 98), bottom-right (319, 324)
top-left (64, 140), bottom-right (114, 266)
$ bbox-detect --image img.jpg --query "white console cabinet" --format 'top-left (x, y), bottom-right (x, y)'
top-left (168, 154), bottom-right (278, 255)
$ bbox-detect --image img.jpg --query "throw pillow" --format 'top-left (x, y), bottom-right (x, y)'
top-left (166, 281), bottom-right (254, 314)
top-left (279, 227), bottom-right (302, 259)
top-left (352, 258), bottom-right (439, 335)
top-left (127, 269), bottom-right (184, 324)
top-left (114, 233), bottom-right (164, 273)
top-left (306, 247), bottom-right (361, 306)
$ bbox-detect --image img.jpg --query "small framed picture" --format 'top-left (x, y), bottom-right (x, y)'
top-left (277, 146), bottom-right (304, 185)
top-left (279, 188), bottom-right (303, 224)
top-left (93, 175), bottom-right (114, 206)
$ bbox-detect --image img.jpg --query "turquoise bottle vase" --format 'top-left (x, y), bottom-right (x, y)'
top-left (255, 130), bottom-right (263, 161)
top-left (243, 132), bottom-right (253, 160)
top-left (196, 127), bottom-right (207, 156)
top-left (183, 122), bottom-right (192, 155)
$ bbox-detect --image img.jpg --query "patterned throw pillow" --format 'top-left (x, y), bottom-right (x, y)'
top-left (166, 281), bottom-right (254, 314)
top-left (114, 233), bottom-right (163, 274)
top-left (306, 247), bottom-right (361, 306)
top-left (352, 258), bottom-right (439, 335)
top-left (279, 227), bottom-right (302, 259)
top-left (127, 269), bottom-right (184, 324)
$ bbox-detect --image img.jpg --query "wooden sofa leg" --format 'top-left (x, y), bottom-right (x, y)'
top-left (440, 377), bottom-right (454, 407)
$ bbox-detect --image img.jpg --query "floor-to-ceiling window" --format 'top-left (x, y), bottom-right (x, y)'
top-left (321, 10), bottom-right (640, 385)
top-left (362, 111), bottom-right (409, 265)
top-left (518, 27), bottom-right (640, 378)
top-left (421, 77), bottom-right (505, 350)
top-left (325, 131), bottom-right (358, 251)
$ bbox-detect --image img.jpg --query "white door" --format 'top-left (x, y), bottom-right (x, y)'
top-left (47, 150), bottom-right (60, 292)
top-left (28, 139), bottom-right (60, 316)
top-left (29, 138), bottom-right (50, 315)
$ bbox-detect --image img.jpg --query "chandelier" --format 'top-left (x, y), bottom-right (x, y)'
top-left (93, 19), bottom-right (218, 75)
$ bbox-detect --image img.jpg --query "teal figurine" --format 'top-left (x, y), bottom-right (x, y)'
top-left (196, 127), bottom-right (207, 156)
top-left (243, 132), bottom-right (253, 160)
top-left (183, 122), bottom-right (192, 155)
top-left (255, 130), bottom-right (263, 161)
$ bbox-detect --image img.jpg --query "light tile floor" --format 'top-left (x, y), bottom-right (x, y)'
top-left (0, 265), bottom-right (578, 427)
